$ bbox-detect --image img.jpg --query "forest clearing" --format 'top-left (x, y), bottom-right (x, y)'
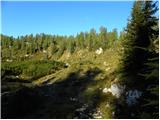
top-left (1, 0), bottom-right (159, 119)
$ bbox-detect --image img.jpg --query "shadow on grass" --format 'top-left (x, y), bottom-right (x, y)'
top-left (2, 67), bottom-right (107, 119)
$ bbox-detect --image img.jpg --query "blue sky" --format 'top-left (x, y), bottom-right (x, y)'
top-left (1, 1), bottom-right (134, 37)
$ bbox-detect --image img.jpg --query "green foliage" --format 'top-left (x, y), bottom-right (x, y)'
top-left (67, 36), bottom-right (76, 54)
top-left (99, 26), bottom-right (108, 49)
top-left (57, 38), bottom-right (66, 57)
top-left (76, 32), bottom-right (85, 49)
top-left (1, 26), bottom-right (120, 60)
top-left (119, 1), bottom-right (158, 87)
top-left (2, 60), bottom-right (65, 81)
top-left (107, 28), bottom-right (118, 46)
top-left (116, 1), bottom-right (159, 119)
top-left (140, 56), bottom-right (159, 119)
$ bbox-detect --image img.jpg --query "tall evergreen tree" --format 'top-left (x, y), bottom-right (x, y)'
top-left (120, 1), bottom-right (149, 87)
top-left (99, 26), bottom-right (107, 49)
top-left (117, 1), bottom-right (158, 118)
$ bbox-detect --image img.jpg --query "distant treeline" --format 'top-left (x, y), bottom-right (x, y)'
top-left (1, 26), bottom-right (125, 60)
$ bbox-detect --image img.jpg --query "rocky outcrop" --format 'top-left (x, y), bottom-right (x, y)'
top-left (103, 84), bottom-right (125, 98)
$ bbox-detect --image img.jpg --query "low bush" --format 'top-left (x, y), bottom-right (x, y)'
top-left (2, 60), bottom-right (65, 81)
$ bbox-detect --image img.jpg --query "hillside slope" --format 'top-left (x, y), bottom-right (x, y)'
top-left (2, 45), bottom-right (123, 118)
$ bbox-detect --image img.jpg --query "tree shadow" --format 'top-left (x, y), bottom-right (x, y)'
top-left (2, 67), bottom-right (106, 119)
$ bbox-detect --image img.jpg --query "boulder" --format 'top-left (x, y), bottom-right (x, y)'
top-left (103, 84), bottom-right (125, 98)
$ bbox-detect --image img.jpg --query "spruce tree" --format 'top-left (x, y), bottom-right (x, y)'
top-left (120, 1), bottom-right (152, 88)
top-left (140, 1), bottom-right (159, 118)
top-left (117, 1), bottom-right (158, 118)
top-left (99, 26), bottom-right (107, 49)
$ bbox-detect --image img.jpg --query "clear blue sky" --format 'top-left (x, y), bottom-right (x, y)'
top-left (1, 1), bottom-right (134, 37)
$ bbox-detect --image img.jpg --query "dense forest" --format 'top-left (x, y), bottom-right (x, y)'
top-left (1, 1), bottom-right (159, 119)
top-left (1, 26), bottom-right (119, 60)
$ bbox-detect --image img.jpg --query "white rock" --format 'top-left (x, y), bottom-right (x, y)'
top-left (103, 88), bottom-right (111, 93)
top-left (103, 61), bottom-right (107, 66)
top-left (105, 67), bottom-right (111, 72)
top-left (66, 53), bottom-right (70, 59)
top-left (16, 75), bottom-right (19, 78)
top-left (70, 97), bottom-right (77, 101)
top-left (43, 50), bottom-right (47, 53)
top-left (25, 54), bottom-right (29, 57)
top-left (102, 84), bottom-right (125, 98)
top-left (99, 88), bottom-right (102, 90)
top-left (94, 116), bottom-right (102, 119)
top-left (6, 59), bottom-right (13, 62)
top-left (105, 103), bottom-right (110, 108)
top-left (75, 107), bottom-right (86, 112)
top-left (114, 78), bottom-right (118, 81)
top-left (65, 63), bottom-right (70, 67)
top-left (95, 48), bottom-right (103, 55)
top-left (110, 84), bottom-right (124, 98)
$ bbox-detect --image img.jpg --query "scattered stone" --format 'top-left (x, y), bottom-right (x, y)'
top-left (95, 48), bottom-right (103, 55)
top-left (102, 84), bottom-right (125, 98)
top-left (93, 109), bottom-right (102, 119)
top-left (70, 97), bottom-right (77, 102)
top-left (6, 59), bottom-right (13, 62)
top-left (65, 63), bottom-right (70, 68)
top-left (16, 75), bottom-right (19, 78)
top-left (94, 115), bottom-right (102, 119)
top-left (25, 54), bottom-right (29, 57)
top-left (99, 74), bottom-right (105, 80)
top-left (114, 78), bottom-right (118, 82)
top-left (103, 88), bottom-right (111, 93)
top-left (126, 90), bottom-right (142, 106)
top-left (99, 87), bottom-right (102, 90)
top-left (105, 103), bottom-right (110, 108)
top-left (75, 106), bottom-right (86, 112)
top-left (121, 47), bottom-right (124, 50)
top-left (103, 61), bottom-right (107, 66)
top-left (105, 67), bottom-right (111, 72)
top-left (43, 50), bottom-right (47, 53)
top-left (66, 53), bottom-right (70, 59)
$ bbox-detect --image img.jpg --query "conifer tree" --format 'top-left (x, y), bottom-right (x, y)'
top-left (99, 26), bottom-right (107, 49)
top-left (117, 1), bottom-right (158, 118)
top-left (120, 1), bottom-right (149, 87)
top-left (139, 2), bottom-right (159, 118)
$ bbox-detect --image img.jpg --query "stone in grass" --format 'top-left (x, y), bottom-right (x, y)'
top-left (106, 67), bottom-right (111, 71)
top-left (6, 59), bottom-right (13, 62)
top-left (95, 48), bottom-right (103, 55)
top-left (103, 84), bottom-right (125, 98)
top-left (65, 63), bottom-right (70, 68)
top-left (94, 116), bottom-right (102, 119)
top-left (70, 97), bottom-right (77, 102)
top-left (105, 103), bottom-right (110, 108)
